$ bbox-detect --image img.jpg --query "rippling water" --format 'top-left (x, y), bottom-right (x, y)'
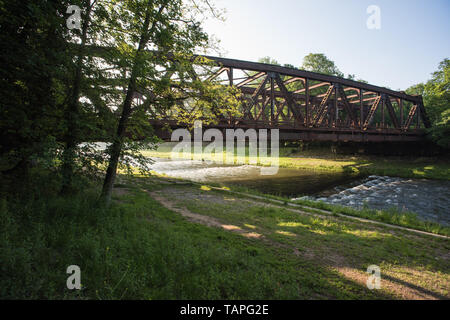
top-left (150, 157), bottom-right (450, 226)
top-left (299, 176), bottom-right (450, 226)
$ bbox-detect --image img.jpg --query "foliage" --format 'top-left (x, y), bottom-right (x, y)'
top-left (301, 53), bottom-right (344, 77)
top-left (0, 1), bottom-right (70, 173)
top-left (407, 59), bottom-right (450, 148)
top-left (258, 56), bottom-right (281, 66)
top-left (0, 0), bottom-right (241, 198)
top-left (96, 0), bottom-right (243, 203)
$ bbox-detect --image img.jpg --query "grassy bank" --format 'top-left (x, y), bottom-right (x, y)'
top-left (197, 183), bottom-right (450, 237)
top-left (142, 143), bottom-right (450, 180)
top-left (142, 179), bottom-right (450, 299)
top-left (0, 172), bottom-right (390, 299)
top-left (1, 170), bottom-right (449, 299)
top-left (142, 142), bottom-right (449, 235)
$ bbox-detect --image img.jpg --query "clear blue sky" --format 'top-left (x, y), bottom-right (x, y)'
top-left (202, 0), bottom-right (450, 90)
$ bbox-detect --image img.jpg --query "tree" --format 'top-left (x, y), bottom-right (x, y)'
top-left (0, 1), bottom-right (70, 179)
top-left (407, 59), bottom-right (449, 148)
top-left (99, 0), bottom-right (241, 205)
top-left (61, 0), bottom-right (98, 194)
top-left (423, 59), bottom-right (449, 148)
top-left (301, 53), bottom-right (344, 78)
top-left (258, 56), bottom-right (280, 66)
top-left (405, 83), bottom-right (425, 96)
top-left (423, 59), bottom-right (449, 122)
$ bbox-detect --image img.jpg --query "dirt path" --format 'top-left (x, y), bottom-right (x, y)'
top-left (150, 191), bottom-right (263, 239)
top-left (148, 188), bottom-right (448, 300)
top-left (203, 186), bottom-right (449, 240)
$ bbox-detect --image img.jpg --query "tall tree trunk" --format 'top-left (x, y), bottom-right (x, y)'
top-left (61, 1), bottom-right (93, 195)
top-left (99, 78), bottom-right (138, 204)
top-left (100, 4), bottom-right (165, 206)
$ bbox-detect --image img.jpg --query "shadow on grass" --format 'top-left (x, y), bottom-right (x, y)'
top-left (173, 193), bottom-right (449, 299)
top-left (341, 158), bottom-right (450, 180)
top-left (382, 274), bottom-right (448, 300)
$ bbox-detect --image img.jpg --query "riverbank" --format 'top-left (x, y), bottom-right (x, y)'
top-left (1, 170), bottom-right (448, 299)
top-left (142, 145), bottom-right (450, 235)
top-left (142, 144), bottom-right (450, 180)
top-left (127, 176), bottom-right (450, 299)
top-left (185, 181), bottom-right (450, 237)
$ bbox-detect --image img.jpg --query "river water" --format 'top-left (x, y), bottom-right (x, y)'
top-left (150, 157), bottom-right (450, 226)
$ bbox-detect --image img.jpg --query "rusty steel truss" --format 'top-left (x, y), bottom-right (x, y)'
top-left (149, 55), bottom-right (431, 142)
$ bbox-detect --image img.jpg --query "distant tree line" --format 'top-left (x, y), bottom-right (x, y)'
top-left (405, 59), bottom-right (450, 149)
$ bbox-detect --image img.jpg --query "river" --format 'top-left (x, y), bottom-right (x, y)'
top-left (150, 157), bottom-right (450, 226)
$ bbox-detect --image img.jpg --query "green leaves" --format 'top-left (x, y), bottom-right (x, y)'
top-left (302, 53), bottom-right (344, 78)
top-left (0, 0), bottom-right (243, 196)
top-left (408, 59), bottom-right (450, 148)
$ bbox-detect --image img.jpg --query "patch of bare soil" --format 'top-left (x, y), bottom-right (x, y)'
top-left (150, 191), bottom-right (262, 239)
top-left (156, 186), bottom-right (435, 241)
top-left (149, 187), bottom-right (449, 300)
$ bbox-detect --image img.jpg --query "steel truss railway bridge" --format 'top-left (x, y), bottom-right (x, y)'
top-left (148, 55), bottom-right (431, 143)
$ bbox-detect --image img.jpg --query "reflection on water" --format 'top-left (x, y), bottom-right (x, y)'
top-left (150, 157), bottom-right (358, 196)
top-left (150, 157), bottom-right (450, 226)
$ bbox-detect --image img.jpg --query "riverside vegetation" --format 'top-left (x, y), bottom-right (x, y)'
top-left (1, 170), bottom-right (449, 299)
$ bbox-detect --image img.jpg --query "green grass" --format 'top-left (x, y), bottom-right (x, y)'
top-left (196, 182), bottom-right (450, 237)
top-left (178, 189), bottom-right (448, 271)
top-left (291, 198), bottom-right (450, 237)
top-left (150, 183), bottom-right (449, 299)
top-left (0, 173), bottom-right (394, 300)
top-left (1, 170), bottom-right (448, 300)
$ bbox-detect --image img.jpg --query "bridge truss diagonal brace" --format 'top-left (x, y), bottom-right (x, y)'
top-left (243, 75), bottom-right (270, 121)
top-left (363, 95), bottom-right (382, 130)
top-left (236, 72), bottom-right (265, 88)
top-left (274, 73), bottom-right (304, 125)
top-left (336, 84), bottom-right (357, 126)
top-left (384, 96), bottom-right (401, 129)
top-left (418, 100), bottom-right (432, 129)
top-left (403, 104), bottom-right (418, 130)
top-left (241, 98), bottom-right (255, 121)
top-left (206, 67), bottom-right (228, 81)
top-left (252, 75), bottom-right (270, 99)
top-left (313, 84), bottom-right (335, 127)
